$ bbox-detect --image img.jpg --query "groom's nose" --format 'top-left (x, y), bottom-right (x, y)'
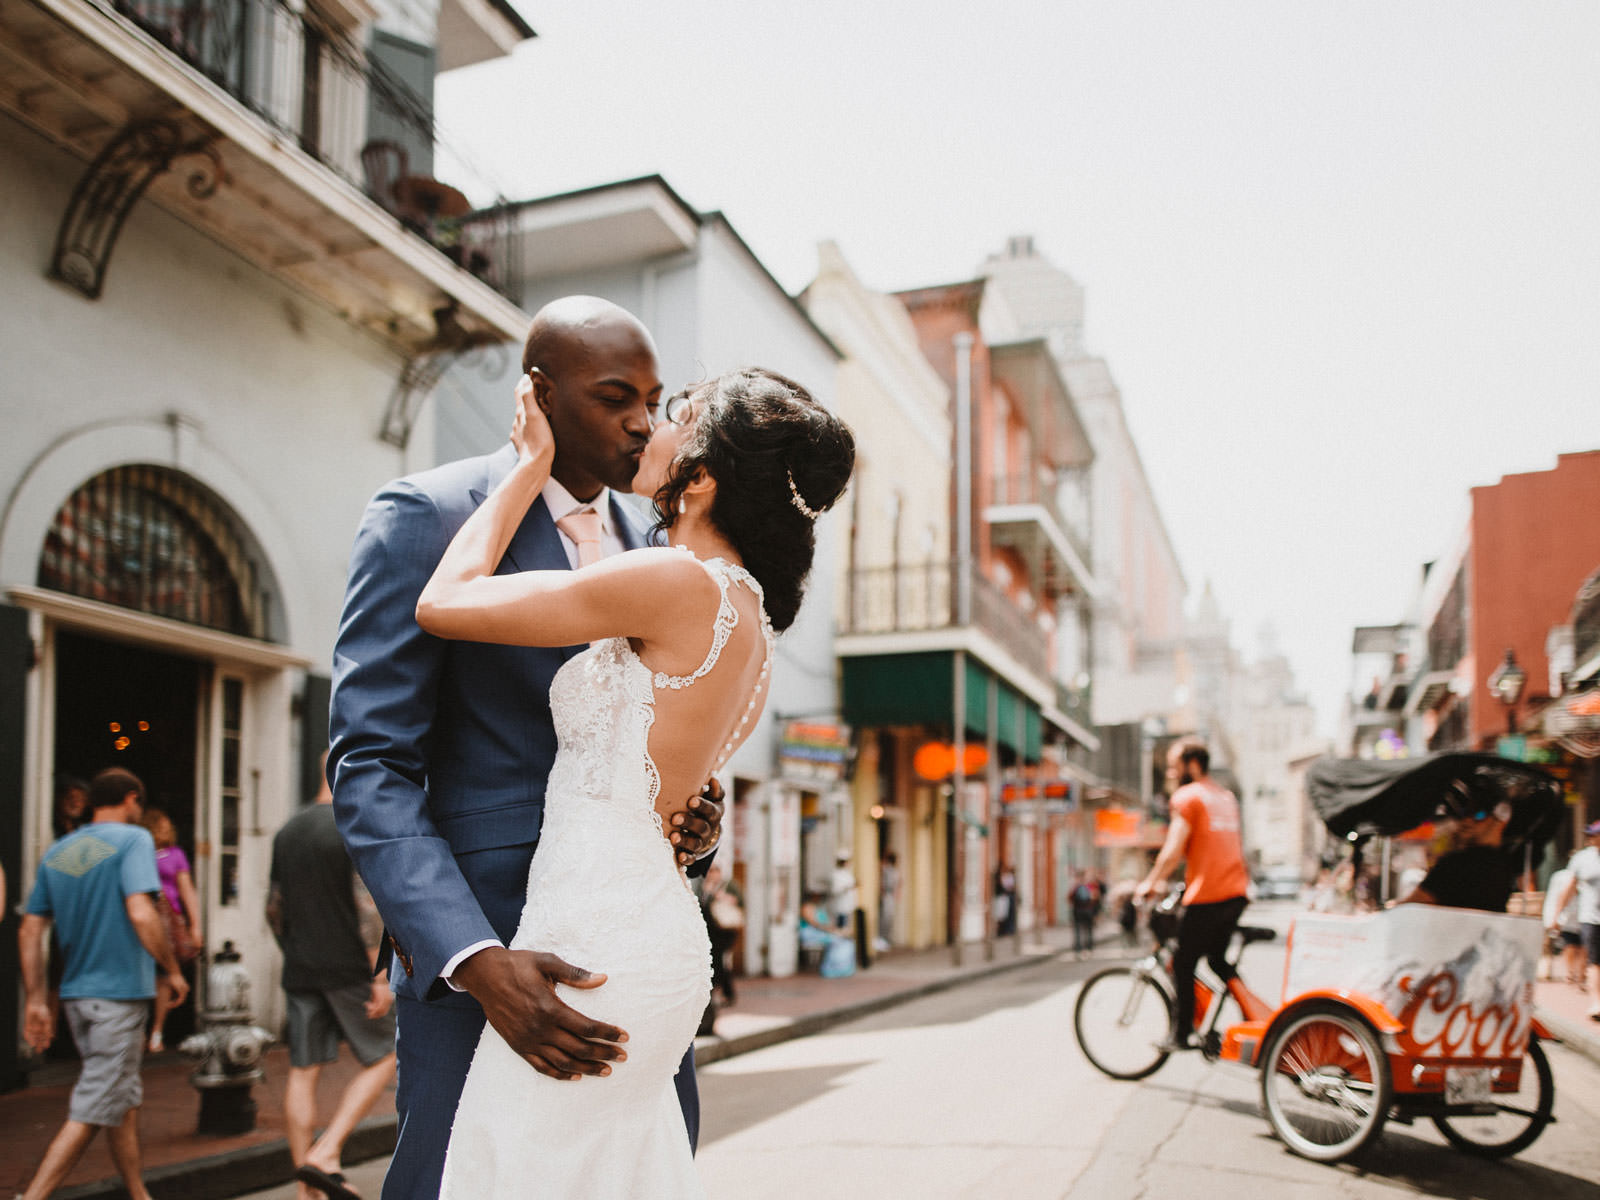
top-left (621, 399), bottom-right (653, 439)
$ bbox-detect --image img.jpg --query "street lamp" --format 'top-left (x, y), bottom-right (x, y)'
top-left (1487, 648), bottom-right (1528, 736)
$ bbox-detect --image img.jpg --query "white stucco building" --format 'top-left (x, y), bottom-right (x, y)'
top-left (980, 236), bottom-right (1189, 826)
top-left (800, 240), bottom-right (955, 951)
top-left (1230, 636), bottom-right (1322, 871)
top-left (0, 0), bottom-right (532, 1084)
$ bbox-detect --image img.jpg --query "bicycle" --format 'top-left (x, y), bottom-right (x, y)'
top-left (1073, 865), bottom-right (1557, 1163)
top-left (1074, 888), bottom-right (1277, 1082)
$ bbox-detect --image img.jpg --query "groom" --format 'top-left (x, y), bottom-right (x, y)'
top-left (329, 296), bottom-right (722, 1200)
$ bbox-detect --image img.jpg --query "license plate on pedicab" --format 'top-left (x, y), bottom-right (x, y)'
top-left (1445, 1067), bottom-right (1492, 1106)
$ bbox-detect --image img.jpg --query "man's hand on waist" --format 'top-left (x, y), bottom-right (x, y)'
top-left (452, 946), bottom-right (628, 1081)
top-left (669, 777), bottom-right (725, 867)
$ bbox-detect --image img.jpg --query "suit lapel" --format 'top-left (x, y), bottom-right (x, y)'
top-left (472, 446), bottom-right (589, 660)
top-left (611, 493), bottom-right (657, 551)
top-left (471, 446), bottom-right (570, 575)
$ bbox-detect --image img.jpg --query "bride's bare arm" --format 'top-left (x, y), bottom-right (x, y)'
top-left (419, 544), bottom-right (712, 647)
top-left (417, 380), bottom-right (710, 646)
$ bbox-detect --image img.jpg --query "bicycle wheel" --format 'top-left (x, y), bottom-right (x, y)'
top-left (1431, 1038), bottom-right (1554, 1159)
top-left (1260, 1003), bottom-right (1392, 1162)
top-left (1074, 966), bottom-right (1174, 1080)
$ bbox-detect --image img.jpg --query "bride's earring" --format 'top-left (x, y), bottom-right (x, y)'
top-left (678, 497), bottom-right (686, 515)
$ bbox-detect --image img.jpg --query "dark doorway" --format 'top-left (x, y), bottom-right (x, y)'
top-left (53, 631), bottom-right (203, 1046)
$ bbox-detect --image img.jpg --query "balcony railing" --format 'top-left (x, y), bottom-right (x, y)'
top-left (839, 562), bottom-right (1050, 676)
top-left (1054, 678), bottom-right (1092, 732)
top-left (986, 470), bottom-right (1092, 575)
top-left (109, 0), bottom-right (520, 299)
top-left (1574, 569), bottom-right (1600, 675)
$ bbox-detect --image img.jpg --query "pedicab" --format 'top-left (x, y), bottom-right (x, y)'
top-left (1226, 753), bottom-right (1567, 1161)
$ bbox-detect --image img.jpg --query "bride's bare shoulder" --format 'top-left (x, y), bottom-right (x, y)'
top-left (607, 547), bottom-right (720, 600)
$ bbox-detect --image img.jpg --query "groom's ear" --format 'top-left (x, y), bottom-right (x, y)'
top-left (525, 368), bottom-right (554, 414)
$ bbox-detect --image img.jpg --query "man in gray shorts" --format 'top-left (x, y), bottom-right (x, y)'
top-left (18, 768), bottom-right (188, 1200)
top-left (270, 758), bottom-right (395, 1200)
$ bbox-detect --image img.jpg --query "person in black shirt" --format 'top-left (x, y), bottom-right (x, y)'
top-left (1398, 801), bottom-right (1517, 913)
top-left (268, 758), bottom-right (394, 1200)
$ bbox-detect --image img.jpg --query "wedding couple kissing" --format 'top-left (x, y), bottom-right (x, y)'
top-left (327, 296), bottom-right (856, 1199)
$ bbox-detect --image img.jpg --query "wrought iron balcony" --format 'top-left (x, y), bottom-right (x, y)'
top-left (2, 0), bottom-right (528, 382)
top-left (984, 469), bottom-right (1093, 594)
top-left (1574, 568), bottom-right (1600, 682)
top-left (839, 561), bottom-right (1050, 677)
top-left (1054, 677), bottom-right (1092, 734)
top-left (105, 0), bottom-right (520, 301)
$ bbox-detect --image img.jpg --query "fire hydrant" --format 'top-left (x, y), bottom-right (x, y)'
top-left (178, 940), bottom-right (274, 1134)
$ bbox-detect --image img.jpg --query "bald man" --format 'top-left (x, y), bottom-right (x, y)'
top-left (329, 297), bottom-right (723, 1200)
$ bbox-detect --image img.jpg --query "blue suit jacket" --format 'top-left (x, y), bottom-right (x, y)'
top-left (328, 444), bottom-right (654, 1001)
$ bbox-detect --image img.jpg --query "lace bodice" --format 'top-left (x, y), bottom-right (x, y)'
top-left (544, 553), bottom-right (772, 831)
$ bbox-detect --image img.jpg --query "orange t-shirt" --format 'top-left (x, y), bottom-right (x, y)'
top-left (1172, 780), bottom-right (1249, 905)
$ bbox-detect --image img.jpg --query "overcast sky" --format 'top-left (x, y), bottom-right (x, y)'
top-left (436, 1), bottom-right (1600, 733)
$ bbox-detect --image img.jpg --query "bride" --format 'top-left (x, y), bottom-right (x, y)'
top-left (416, 367), bottom-right (855, 1198)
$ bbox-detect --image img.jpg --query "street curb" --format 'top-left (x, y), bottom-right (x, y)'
top-left (693, 944), bottom-right (1068, 1066)
top-left (1536, 1005), bottom-right (1600, 1069)
top-left (54, 1116), bottom-right (397, 1200)
top-left (50, 946), bottom-right (1074, 1200)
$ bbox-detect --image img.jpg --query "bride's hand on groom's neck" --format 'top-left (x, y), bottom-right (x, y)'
top-left (453, 946), bottom-right (628, 1081)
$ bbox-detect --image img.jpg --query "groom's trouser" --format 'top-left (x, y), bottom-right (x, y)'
top-left (385, 994), bottom-right (700, 1200)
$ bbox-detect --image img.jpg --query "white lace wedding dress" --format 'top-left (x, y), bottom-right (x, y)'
top-left (440, 557), bottom-right (772, 1200)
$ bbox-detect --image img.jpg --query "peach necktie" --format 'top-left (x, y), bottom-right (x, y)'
top-left (556, 507), bottom-right (604, 568)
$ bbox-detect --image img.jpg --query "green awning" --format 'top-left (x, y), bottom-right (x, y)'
top-left (841, 651), bottom-right (1042, 762)
top-left (842, 652), bottom-right (958, 728)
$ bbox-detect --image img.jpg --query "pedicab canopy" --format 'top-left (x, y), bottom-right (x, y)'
top-left (1305, 752), bottom-right (1564, 857)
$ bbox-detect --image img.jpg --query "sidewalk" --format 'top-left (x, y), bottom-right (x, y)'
top-left (0, 925), bottom-right (1087, 1200)
top-left (1532, 972), bottom-right (1600, 1067)
top-left (5, 921), bottom-right (1595, 1200)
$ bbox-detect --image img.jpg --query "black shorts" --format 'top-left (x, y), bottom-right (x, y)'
top-left (286, 983), bottom-right (395, 1068)
top-left (1582, 923), bottom-right (1600, 967)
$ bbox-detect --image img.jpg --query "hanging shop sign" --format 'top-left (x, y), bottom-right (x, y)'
top-left (999, 779), bottom-right (1077, 814)
top-left (1092, 807), bottom-right (1141, 846)
top-left (777, 721), bottom-right (855, 782)
top-left (912, 740), bottom-right (990, 781)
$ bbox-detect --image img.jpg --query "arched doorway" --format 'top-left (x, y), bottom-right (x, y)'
top-left (38, 464), bottom-right (274, 640)
top-left (37, 464), bottom-right (281, 1049)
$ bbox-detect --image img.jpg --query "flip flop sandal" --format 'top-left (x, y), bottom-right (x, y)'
top-left (295, 1165), bottom-right (361, 1200)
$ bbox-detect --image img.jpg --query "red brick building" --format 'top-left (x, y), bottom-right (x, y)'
top-left (1468, 451), bottom-right (1600, 746)
top-left (1412, 452), bottom-right (1600, 753)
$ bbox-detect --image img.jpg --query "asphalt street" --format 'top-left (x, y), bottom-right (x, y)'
top-left (236, 904), bottom-right (1600, 1200)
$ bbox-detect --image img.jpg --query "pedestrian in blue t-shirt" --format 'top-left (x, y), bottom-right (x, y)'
top-left (18, 767), bottom-right (188, 1200)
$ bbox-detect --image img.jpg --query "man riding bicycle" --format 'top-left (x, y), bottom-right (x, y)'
top-left (1134, 739), bottom-right (1250, 1052)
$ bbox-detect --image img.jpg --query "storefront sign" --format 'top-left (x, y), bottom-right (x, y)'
top-left (912, 740), bottom-right (989, 781)
top-left (1092, 807), bottom-right (1141, 845)
top-left (1000, 779), bottom-right (1077, 815)
top-left (777, 721), bottom-right (854, 782)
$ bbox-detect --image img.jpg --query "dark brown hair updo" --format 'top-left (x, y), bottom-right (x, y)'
top-left (652, 368), bottom-right (855, 632)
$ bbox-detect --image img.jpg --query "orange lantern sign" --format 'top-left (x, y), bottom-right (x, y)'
top-left (912, 740), bottom-right (989, 781)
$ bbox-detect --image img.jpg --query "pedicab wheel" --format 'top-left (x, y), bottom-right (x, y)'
top-left (1260, 1003), bottom-right (1392, 1162)
top-left (1431, 1038), bottom-right (1554, 1159)
top-left (1073, 966), bottom-right (1174, 1081)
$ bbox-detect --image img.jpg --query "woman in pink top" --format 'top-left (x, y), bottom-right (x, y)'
top-left (142, 808), bottom-right (201, 1051)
